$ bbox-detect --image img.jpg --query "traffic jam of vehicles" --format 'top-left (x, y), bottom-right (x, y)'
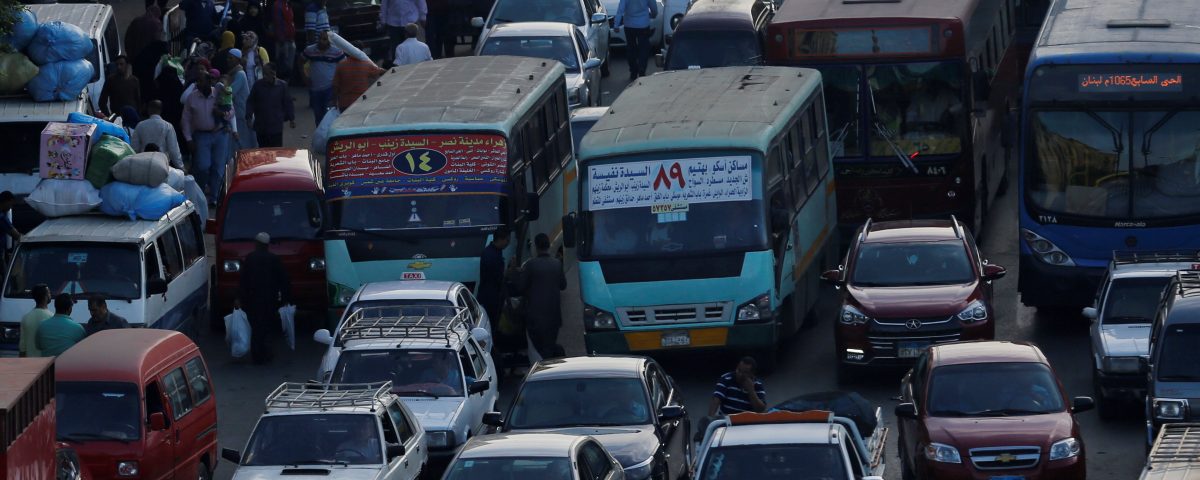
top-left (4, 0), bottom-right (1200, 479)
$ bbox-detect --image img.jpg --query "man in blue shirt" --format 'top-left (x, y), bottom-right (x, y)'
top-left (36, 294), bottom-right (85, 357)
top-left (614, 0), bottom-right (657, 81)
top-left (708, 356), bottom-right (767, 416)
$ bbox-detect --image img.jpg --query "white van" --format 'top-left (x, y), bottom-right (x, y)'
top-left (0, 203), bottom-right (210, 355)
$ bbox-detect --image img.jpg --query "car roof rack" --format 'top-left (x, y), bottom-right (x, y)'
top-left (264, 381), bottom-right (392, 412)
top-left (1147, 423), bottom-right (1200, 469)
top-left (727, 410), bottom-right (834, 426)
top-left (1174, 271), bottom-right (1200, 297)
top-left (1112, 250), bottom-right (1200, 266)
top-left (338, 305), bottom-right (471, 347)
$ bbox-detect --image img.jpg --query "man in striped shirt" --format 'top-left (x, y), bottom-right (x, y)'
top-left (708, 356), bottom-right (767, 416)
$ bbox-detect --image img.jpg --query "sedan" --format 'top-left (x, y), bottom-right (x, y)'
top-left (477, 22), bottom-right (604, 108)
top-left (442, 433), bottom-right (625, 479)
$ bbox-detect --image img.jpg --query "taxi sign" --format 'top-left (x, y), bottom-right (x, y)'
top-left (401, 272), bottom-right (426, 280)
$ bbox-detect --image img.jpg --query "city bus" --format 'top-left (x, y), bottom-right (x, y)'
top-left (567, 66), bottom-right (837, 368)
top-left (323, 56), bottom-right (576, 322)
top-left (1017, 0), bottom-right (1200, 308)
top-left (764, 0), bottom-right (1022, 238)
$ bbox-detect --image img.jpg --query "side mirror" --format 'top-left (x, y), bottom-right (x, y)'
top-left (147, 278), bottom-right (168, 296)
top-left (894, 402), bottom-right (918, 419)
top-left (205, 218), bottom-right (218, 235)
top-left (148, 412), bottom-right (168, 431)
top-left (590, 12), bottom-right (608, 24)
top-left (482, 411), bottom-right (504, 428)
top-left (561, 213), bottom-right (577, 248)
top-left (313, 329), bottom-right (333, 345)
top-left (1071, 396), bottom-right (1095, 414)
top-left (468, 380), bottom-right (490, 395)
top-left (583, 58), bottom-right (602, 70)
top-left (221, 447), bottom-right (241, 464)
top-left (385, 443), bottom-right (405, 460)
top-left (524, 192), bottom-right (540, 221)
top-left (1081, 307), bottom-right (1098, 320)
top-left (655, 53), bottom-right (665, 68)
top-left (658, 404), bottom-right (686, 422)
top-left (471, 327), bottom-right (492, 352)
top-left (307, 201), bottom-right (324, 229)
top-left (470, 17), bottom-right (484, 28)
top-left (820, 269), bottom-right (844, 286)
top-left (982, 264), bottom-right (1006, 281)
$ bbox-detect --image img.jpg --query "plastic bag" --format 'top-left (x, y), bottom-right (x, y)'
top-left (28, 21), bottom-right (95, 65)
top-left (112, 152), bottom-right (169, 187)
top-left (166, 167), bottom-right (185, 191)
top-left (68, 112), bottom-right (130, 144)
top-left (87, 134), bottom-right (134, 189)
top-left (25, 179), bottom-right (102, 217)
top-left (224, 309), bottom-right (251, 358)
top-left (1, 8), bottom-right (38, 52)
top-left (133, 183), bottom-right (185, 220)
top-left (279, 304), bottom-right (297, 351)
top-left (27, 59), bottom-right (93, 102)
top-left (182, 175), bottom-right (208, 220)
top-left (0, 53), bottom-right (39, 95)
top-left (312, 107), bottom-right (339, 155)
top-left (99, 181), bottom-right (149, 220)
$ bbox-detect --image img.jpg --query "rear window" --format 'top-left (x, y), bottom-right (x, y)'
top-left (57, 381), bottom-right (141, 442)
top-left (1102, 276), bottom-right (1170, 324)
top-left (222, 192), bottom-right (323, 241)
top-left (667, 30), bottom-right (762, 70)
top-left (0, 122), bottom-right (48, 174)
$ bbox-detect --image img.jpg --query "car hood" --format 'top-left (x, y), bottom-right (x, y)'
top-left (231, 465), bottom-right (382, 480)
top-left (518, 426), bottom-right (657, 467)
top-left (1100, 324), bottom-right (1151, 357)
top-left (848, 283), bottom-right (977, 317)
top-left (925, 413), bottom-right (1076, 450)
top-left (401, 397), bottom-right (464, 430)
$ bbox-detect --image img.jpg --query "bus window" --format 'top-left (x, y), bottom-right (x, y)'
top-left (799, 116), bottom-right (819, 192)
top-left (813, 96), bottom-right (830, 178)
top-left (820, 65), bottom-right (862, 158)
top-left (866, 61), bottom-right (965, 158)
top-left (767, 145), bottom-right (784, 187)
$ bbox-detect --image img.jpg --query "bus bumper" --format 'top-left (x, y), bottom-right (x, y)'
top-left (583, 322), bottom-right (777, 354)
top-left (1018, 254), bottom-right (1105, 308)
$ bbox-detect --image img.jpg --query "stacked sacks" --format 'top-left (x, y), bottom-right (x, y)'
top-left (86, 134), bottom-right (134, 189)
top-left (99, 152), bottom-right (185, 220)
top-left (22, 18), bottom-right (96, 102)
top-left (0, 9), bottom-right (40, 95)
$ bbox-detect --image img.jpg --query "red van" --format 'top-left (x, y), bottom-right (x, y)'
top-left (55, 329), bottom-right (219, 479)
top-left (209, 148), bottom-right (326, 328)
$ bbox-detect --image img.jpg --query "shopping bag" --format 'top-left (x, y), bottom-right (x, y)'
top-left (223, 308), bottom-right (251, 358)
top-left (279, 304), bottom-right (297, 351)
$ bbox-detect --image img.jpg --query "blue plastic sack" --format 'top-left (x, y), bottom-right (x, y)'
top-left (27, 59), bottom-right (94, 102)
top-left (99, 181), bottom-right (150, 220)
top-left (1, 9), bottom-right (39, 52)
top-left (68, 111), bottom-right (130, 143)
top-left (28, 21), bottom-right (94, 65)
top-left (134, 183), bottom-right (185, 220)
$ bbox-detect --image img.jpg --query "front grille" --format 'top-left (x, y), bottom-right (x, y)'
top-left (873, 315), bottom-right (953, 327)
top-left (969, 446), bottom-right (1041, 470)
top-left (619, 303), bottom-right (727, 326)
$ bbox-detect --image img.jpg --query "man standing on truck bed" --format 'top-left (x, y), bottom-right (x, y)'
top-left (36, 294), bottom-right (85, 357)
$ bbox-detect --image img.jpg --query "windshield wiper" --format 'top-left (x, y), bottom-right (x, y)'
top-left (1082, 108), bottom-right (1124, 154)
top-left (59, 432), bottom-right (132, 443)
top-left (287, 459), bottom-right (347, 467)
top-left (867, 80), bottom-right (918, 174)
top-left (393, 389), bottom-right (440, 399)
top-left (1141, 107), bottom-right (1181, 163)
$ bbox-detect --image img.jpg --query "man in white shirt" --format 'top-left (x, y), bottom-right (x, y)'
top-left (393, 23), bottom-right (432, 67)
top-left (130, 100), bottom-right (184, 168)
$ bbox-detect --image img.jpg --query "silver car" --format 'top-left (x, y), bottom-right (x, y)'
top-left (601, 0), bottom-right (666, 49)
top-left (472, 0), bottom-right (612, 77)
top-left (476, 22), bottom-right (604, 108)
top-left (442, 433), bottom-right (626, 479)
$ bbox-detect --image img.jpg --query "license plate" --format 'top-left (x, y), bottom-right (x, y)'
top-left (990, 476), bottom-right (1025, 480)
top-left (401, 271), bottom-right (426, 280)
top-left (661, 331), bottom-right (691, 347)
top-left (897, 341), bottom-right (928, 358)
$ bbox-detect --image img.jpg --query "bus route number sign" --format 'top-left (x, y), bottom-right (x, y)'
top-left (1078, 73), bottom-right (1183, 93)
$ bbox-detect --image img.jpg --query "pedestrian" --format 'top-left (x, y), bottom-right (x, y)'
top-left (36, 294), bottom-right (85, 357)
top-left (379, 0), bottom-right (427, 66)
top-left (707, 356), bottom-right (767, 416)
top-left (301, 30), bottom-right (345, 126)
top-left (332, 45), bottom-right (385, 111)
top-left (614, 0), bottom-right (657, 81)
top-left (132, 34), bottom-right (167, 103)
top-left (304, 0), bottom-right (331, 45)
top-left (225, 49), bottom-right (257, 149)
top-left (246, 63), bottom-right (296, 148)
top-left (237, 232), bottom-right (291, 364)
top-left (270, 0), bottom-right (298, 80)
top-left (476, 224), bottom-right (510, 326)
top-left (424, 0), bottom-right (453, 59)
top-left (513, 233), bottom-right (566, 361)
top-left (182, 68), bottom-right (235, 200)
top-left (216, 30), bottom-right (238, 72)
top-left (393, 23), bottom-right (432, 67)
top-left (99, 55), bottom-right (142, 117)
top-left (154, 55), bottom-right (187, 146)
top-left (180, 0), bottom-right (218, 44)
top-left (0, 191), bottom-right (23, 245)
top-left (125, 0), bottom-right (164, 62)
top-left (131, 100), bottom-right (184, 168)
top-left (18, 285), bottom-right (52, 358)
top-left (84, 296), bottom-right (131, 336)
top-left (242, 30), bottom-right (271, 81)
top-left (232, 0), bottom-right (270, 54)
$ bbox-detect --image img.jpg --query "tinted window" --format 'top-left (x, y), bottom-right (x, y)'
top-left (465, 339), bottom-right (487, 378)
top-left (581, 441), bottom-right (612, 479)
top-left (927, 362), bottom-right (1066, 416)
top-left (852, 241), bottom-right (974, 287)
top-left (1103, 277), bottom-right (1171, 324)
top-left (387, 401), bottom-right (416, 443)
top-left (445, 457), bottom-right (573, 479)
top-left (158, 229), bottom-right (184, 279)
top-left (145, 244), bottom-right (162, 283)
top-left (178, 213), bottom-right (205, 264)
top-left (184, 357), bottom-right (212, 404)
top-left (489, 0), bottom-right (585, 26)
top-left (56, 382), bottom-right (141, 442)
top-left (509, 378), bottom-right (651, 428)
top-left (1158, 324), bottom-right (1200, 381)
top-left (5, 243), bottom-right (141, 300)
top-left (162, 368), bottom-right (194, 419)
top-left (223, 192), bottom-right (323, 241)
top-left (667, 31), bottom-right (762, 70)
top-left (243, 414), bottom-right (383, 466)
top-left (699, 445), bottom-right (847, 479)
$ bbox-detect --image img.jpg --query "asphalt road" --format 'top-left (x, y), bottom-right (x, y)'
top-left (101, 0), bottom-right (1147, 477)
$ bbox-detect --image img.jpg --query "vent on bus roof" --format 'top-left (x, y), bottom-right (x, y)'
top-left (1107, 19), bottom-right (1171, 28)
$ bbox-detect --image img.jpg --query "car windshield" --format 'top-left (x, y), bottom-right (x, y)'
top-left (242, 414), bottom-right (384, 466)
top-left (333, 349), bottom-right (467, 397)
top-left (1102, 277), bottom-right (1170, 324)
top-left (444, 457), bottom-right (573, 479)
top-left (6, 243), bottom-right (141, 300)
top-left (490, 0), bottom-right (584, 26)
top-left (480, 36), bottom-right (579, 73)
top-left (1028, 109), bottom-right (1200, 220)
top-left (56, 382), bottom-right (141, 442)
top-left (330, 195), bottom-right (501, 231)
top-left (508, 378), bottom-right (651, 428)
top-left (927, 362), bottom-right (1066, 416)
top-left (222, 192), bottom-right (323, 241)
top-left (851, 241), bottom-right (974, 287)
top-left (699, 445), bottom-right (847, 479)
top-left (866, 61), bottom-right (965, 157)
top-left (584, 200), bottom-right (767, 258)
top-left (1157, 324), bottom-right (1200, 382)
top-left (0, 122), bottom-right (45, 174)
top-left (666, 31), bottom-right (762, 70)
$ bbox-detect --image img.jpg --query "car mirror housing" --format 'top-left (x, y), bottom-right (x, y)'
top-left (982, 263), bottom-right (1006, 281)
top-left (221, 447), bottom-right (241, 464)
top-left (483, 411), bottom-right (504, 428)
top-left (470, 17), bottom-right (484, 28)
top-left (148, 412), bottom-right (168, 431)
top-left (820, 268), bottom-right (844, 286)
top-left (386, 443), bottom-right (405, 459)
top-left (894, 402), bottom-right (918, 419)
top-left (658, 404), bottom-right (686, 422)
top-left (1071, 396), bottom-right (1095, 414)
top-left (1081, 307), bottom-right (1098, 320)
top-left (313, 329), bottom-right (334, 345)
top-left (469, 380), bottom-right (490, 395)
top-left (584, 58), bottom-right (602, 70)
top-left (147, 278), bottom-right (168, 296)
top-left (590, 12), bottom-right (608, 24)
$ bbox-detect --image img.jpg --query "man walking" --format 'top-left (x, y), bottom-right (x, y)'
top-left (476, 225), bottom-right (510, 326)
top-left (99, 55), bottom-right (143, 117)
top-left (515, 233), bottom-right (566, 361)
top-left (270, 0), bottom-right (297, 80)
top-left (0, 191), bottom-right (23, 245)
top-left (708, 356), bottom-right (767, 416)
top-left (36, 294), bottom-right (85, 357)
top-left (614, 0), bottom-right (657, 81)
top-left (131, 100), bottom-right (184, 169)
top-left (302, 31), bottom-right (345, 125)
top-left (380, 0), bottom-right (427, 65)
top-left (393, 23), bottom-right (433, 67)
top-left (84, 296), bottom-right (131, 336)
top-left (182, 69), bottom-right (233, 199)
top-left (238, 232), bottom-right (290, 364)
top-left (246, 63), bottom-right (296, 148)
top-left (19, 285), bottom-right (52, 357)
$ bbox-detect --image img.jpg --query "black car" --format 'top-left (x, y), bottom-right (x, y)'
top-left (483, 355), bottom-right (690, 480)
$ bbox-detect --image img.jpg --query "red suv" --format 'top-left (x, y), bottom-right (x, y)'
top-left (822, 218), bottom-right (1005, 381)
top-left (895, 341), bottom-right (1093, 480)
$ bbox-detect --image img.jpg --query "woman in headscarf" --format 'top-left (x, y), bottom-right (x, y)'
top-left (225, 48), bottom-right (258, 149)
top-left (241, 30), bottom-right (271, 81)
top-left (232, 0), bottom-right (271, 53)
top-left (215, 30), bottom-right (238, 72)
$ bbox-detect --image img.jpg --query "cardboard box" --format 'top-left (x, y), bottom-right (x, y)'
top-left (40, 122), bottom-right (96, 180)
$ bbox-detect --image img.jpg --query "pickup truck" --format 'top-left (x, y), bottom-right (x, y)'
top-left (0, 358), bottom-right (85, 480)
top-left (1141, 423), bottom-right (1200, 480)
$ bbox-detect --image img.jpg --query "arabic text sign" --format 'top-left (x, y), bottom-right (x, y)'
top-left (1077, 73), bottom-right (1183, 93)
top-left (586, 156), bottom-right (753, 211)
top-left (326, 134), bottom-right (508, 200)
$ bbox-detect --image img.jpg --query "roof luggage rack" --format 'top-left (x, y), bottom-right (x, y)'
top-left (1174, 271), bottom-right (1200, 297)
top-left (337, 305), bottom-right (471, 347)
top-left (264, 381), bottom-right (392, 412)
top-left (1146, 424), bottom-right (1200, 470)
top-left (1112, 250), bottom-right (1200, 266)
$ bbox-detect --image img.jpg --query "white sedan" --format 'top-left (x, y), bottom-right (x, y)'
top-left (602, 0), bottom-right (667, 49)
top-left (476, 22), bottom-right (604, 108)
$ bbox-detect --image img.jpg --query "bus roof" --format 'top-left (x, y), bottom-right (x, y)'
top-left (1032, 0), bottom-right (1200, 61)
top-left (329, 56), bottom-right (566, 138)
top-left (772, 0), bottom-right (982, 26)
top-left (578, 66), bottom-right (822, 160)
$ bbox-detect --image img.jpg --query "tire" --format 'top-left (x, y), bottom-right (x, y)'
top-left (197, 461), bottom-right (212, 480)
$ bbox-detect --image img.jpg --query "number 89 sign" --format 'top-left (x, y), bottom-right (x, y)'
top-left (392, 149), bottom-right (449, 175)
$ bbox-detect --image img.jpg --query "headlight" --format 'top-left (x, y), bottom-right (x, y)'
top-left (223, 260), bottom-right (241, 272)
top-left (1048, 437), bottom-right (1081, 461)
top-left (736, 294), bottom-right (772, 322)
top-left (427, 430), bottom-right (455, 448)
top-left (955, 300), bottom-right (988, 323)
top-left (1154, 399), bottom-right (1187, 420)
top-left (583, 304), bottom-right (617, 331)
top-left (623, 456), bottom-right (655, 480)
top-left (923, 442), bottom-right (961, 464)
top-left (309, 257), bottom-right (326, 271)
top-left (1021, 229), bottom-right (1076, 266)
top-left (1102, 356), bottom-right (1140, 374)
top-left (116, 461), bottom-right (139, 476)
top-left (839, 304), bottom-right (870, 326)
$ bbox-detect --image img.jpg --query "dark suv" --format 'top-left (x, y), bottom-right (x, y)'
top-left (822, 218), bottom-right (1006, 382)
top-left (1145, 271), bottom-right (1200, 447)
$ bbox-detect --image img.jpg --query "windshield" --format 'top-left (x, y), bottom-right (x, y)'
top-left (820, 65), bottom-right (862, 158)
top-left (222, 192), bottom-right (323, 241)
top-left (243, 414), bottom-right (384, 466)
top-left (331, 195), bottom-right (501, 231)
top-left (1028, 110), bottom-right (1200, 220)
top-left (489, 0), bottom-right (584, 26)
top-left (927, 362), bottom-right (1066, 416)
top-left (1157, 324), bottom-right (1200, 381)
top-left (480, 36), bottom-right (579, 73)
top-left (445, 457), bottom-right (572, 479)
top-left (867, 61), bottom-right (965, 157)
top-left (6, 243), bottom-right (141, 300)
top-left (57, 382), bottom-right (141, 443)
top-left (851, 241), bottom-right (974, 287)
top-left (699, 445), bottom-right (847, 479)
top-left (0, 122), bottom-right (45, 174)
top-left (508, 378), bottom-right (651, 428)
top-left (584, 200), bottom-right (766, 258)
top-left (333, 349), bottom-right (467, 397)
top-left (1102, 277), bottom-right (1170, 324)
top-left (666, 31), bottom-right (762, 70)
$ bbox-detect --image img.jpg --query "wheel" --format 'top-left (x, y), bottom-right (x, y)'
top-left (197, 461), bottom-right (212, 480)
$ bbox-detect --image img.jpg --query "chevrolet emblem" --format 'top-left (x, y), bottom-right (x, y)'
top-left (407, 261), bottom-right (433, 270)
top-left (996, 453), bottom-right (1016, 463)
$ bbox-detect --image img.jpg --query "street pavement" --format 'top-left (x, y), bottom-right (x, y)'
top-left (96, 0), bottom-right (1149, 477)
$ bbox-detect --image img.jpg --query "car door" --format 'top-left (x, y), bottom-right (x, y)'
top-left (162, 366), bottom-right (202, 479)
top-left (386, 400), bottom-right (427, 479)
top-left (463, 338), bottom-right (498, 432)
top-left (648, 363), bottom-right (687, 477)
top-left (141, 380), bottom-right (175, 480)
top-left (456, 287), bottom-right (491, 338)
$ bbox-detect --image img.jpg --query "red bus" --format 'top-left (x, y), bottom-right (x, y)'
top-left (766, 0), bottom-right (1025, 237)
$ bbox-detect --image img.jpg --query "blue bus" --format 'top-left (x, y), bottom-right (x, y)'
top-left (1018, 0), bottom-right (1200, 308)
top-left (323, 56), bottom-right (577, 322)
top-left (567, 66), bottom-right (837, 367)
